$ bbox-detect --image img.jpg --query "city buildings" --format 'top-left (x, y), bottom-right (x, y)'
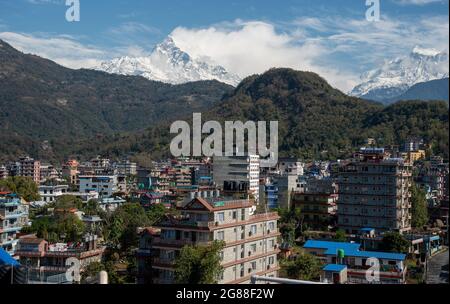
top-left (337, 148), bottom-right (412, 234)
top-left (212, 155), bottom-right (260, 203)
top-left (0, 192), bottom-right (29, 254)
top-left (139, 195), bottom-right (280, 284)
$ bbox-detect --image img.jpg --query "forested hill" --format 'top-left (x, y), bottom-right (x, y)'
top-left (0, 39), bottom-right (233, 161)
top-left (68, 69), bottom-right (449, 162)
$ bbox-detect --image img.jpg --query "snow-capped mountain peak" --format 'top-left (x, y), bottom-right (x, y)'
top-left (96, 37), bottom-right (241, 86)
top-left (350, 46), bottom-right (449, 102)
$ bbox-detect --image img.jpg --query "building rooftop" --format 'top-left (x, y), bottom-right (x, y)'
top-left (304, 240), bottom-right (406, 261)
top-left (0, 248), bottom-right (19, 266)
top-left (323, 264), bottom-right (347, 272)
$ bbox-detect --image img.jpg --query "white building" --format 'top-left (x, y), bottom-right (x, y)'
top-left (212, 155), bottom-right (260, 203)
top-left (79, 175), bottom-right (118, 198)
top-left (39, 185), bottom-right (69, 203)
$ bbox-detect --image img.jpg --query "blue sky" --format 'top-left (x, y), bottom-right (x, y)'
top-left (0, 0), bottom-right (449, 91)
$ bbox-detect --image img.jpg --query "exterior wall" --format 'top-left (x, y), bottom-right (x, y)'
top-left (0, 196), bottom-right (29, 254)
top-left (337, 158), bottom-right (412, 234)
top-left (79, 175), bottom-right (118, 198)
top-left (292, 193), bottom-right (337, 228)
top-left (39, 185), bottom-right (69, 203)
top-left (212, 156), bottom-right (260, 202)
top-left (148, 199), bottom-right (280, 284)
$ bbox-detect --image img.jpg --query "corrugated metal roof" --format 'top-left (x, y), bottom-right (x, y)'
top-left (0, 248), bottom-right (19, 266)
top-left (323, 264), bottom-right (347, 272)
top-left (304, 240), bottom-right (406, 261)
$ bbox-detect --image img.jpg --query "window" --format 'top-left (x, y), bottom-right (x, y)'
top-left (217, 231), bottom-right (225, 241)
top-left (251, 261), bottom-right (257, 270)
top-left (250, 225), bottom-right (257, 235)
top-left (250, 243), bottom-right (257, 252)
top-left (269, 222), bottom-right (275, 231)
top-left (216, 212), bottom-right (225, 222)
top-left (232, 211), bottom-right (237, 220)
top-left (268, 256), bottom-right (275, 265)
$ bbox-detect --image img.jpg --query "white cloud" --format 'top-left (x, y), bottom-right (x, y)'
top-left (170, 21), bottom-right (359, 91)
top-left (0, 31), bottom-right (106, 69)
top-left (168, 15), bottom-right (448, 92)
top-left (394, 0), bottom-right (445, 5)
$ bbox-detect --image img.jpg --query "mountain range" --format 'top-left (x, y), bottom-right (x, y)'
top-left (350, 46), bottom-right (449, 104)
top-left (0, 39), bottom-right (448, 163)
top-left (97, 37), bottom-right (241, 86)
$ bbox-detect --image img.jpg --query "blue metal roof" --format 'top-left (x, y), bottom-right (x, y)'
top-left (0, 248), bottom-right (19, 266)
top-left (360, 227), bottom-right (375, 232)
top-left (304, 240), bottom-right (406, 261)
top-left (323, 264), bottom-right (347, 272)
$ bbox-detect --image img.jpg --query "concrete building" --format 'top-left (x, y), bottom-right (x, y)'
top-left (15, 234), bottom-right (104, 283)
top-left (140, 196), bottom-right (280, 284)
top-left (62, 159), bottom-right (79, 186)
top-left (79, 175), bottom-right (118, 198)
top-left (0, 165), bottom-right (8, 180)
top-left (116, 160), bottom-right (137, 176)
top-left (337, 148), bottom-right (412, 234)
top-left (292, 191), bottom-right (338, 229)
top-left (212, 155), bottom-right (260, 203)
top-left (39, 185), bottom-right (69, 203)
top-left (12, 157), bottom-right (41, 183)
top-left (303, 240), bottom-right (407, 284)
top-left (0, 193), bottom-right (29, 254)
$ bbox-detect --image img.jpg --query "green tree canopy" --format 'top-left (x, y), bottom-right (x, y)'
top-left (174, 241), bottom-right (225, 284)
top-left (104, 203), bottom-right (150, 250)
top-left (334, 229), bottom-right (347, 242)
top-left (284, 253), bottom-right (323, 281)
top-left (380, 232), bottom-right (410, 254)
top-left (410, 183), bottom-right (429, 229)
top-left (0, 176), bottom-right (40, 201)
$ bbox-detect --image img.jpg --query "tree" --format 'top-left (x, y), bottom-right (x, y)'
top-left (284, 253), bottom-right (323, 281)
top-left (0, 176), bottom-right (40, 201)
top-left (104, 203), bottom-right (150, 250)
top-left (276, 207), bottom-right (304, 245)
top-left (146, 203), bottom-right (167, 225)
top-left (380, 232), bottom-right (409, 254)
top-left (410, 183), bottom-right (429, 228)
top-left (334, 229), bottom-right (346, 242)
top-left (174, 241), bottom-right (225, 284)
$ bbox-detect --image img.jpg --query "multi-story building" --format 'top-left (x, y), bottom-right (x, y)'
top-left (39, 185), bottom-right (69, 203)
top-left (39, 164), bottom-right (59, 182)
top-left (116, 160), bottom-right (137, 176)
top-left (140, 196), bottom-right (280, 284)
top-left (0, 165), bottom-right (8, 180)
top-left (15, 234), bottom-right (104, 283)
top-left (337, 148), bottom-right (412, 234)
top-left (212, 155), bottom-right (260, 203)
top-left (12, 157), bottom-right (41, 183)
top-left (0, 193), bottom-right (29, 254)
top-left (79, 175), bottom-right (118, 198)
top-left (292, 179), bottom-right (338, 229)
top-left (62, 159), bottom-right (79, 186)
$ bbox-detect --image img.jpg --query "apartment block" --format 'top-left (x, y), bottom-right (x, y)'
top-left (337, 148), bottom-right (412, 234)
top-left (0, 193), bottom-right (29, 254)
top-left (13, 156), bottom-right (41, 183)
top-left (79, 175), bottom-right (118, 198)
top-left (212, 155), bottom-right (260, 203)
top-left (141, 196), bottom-right (280, 284)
